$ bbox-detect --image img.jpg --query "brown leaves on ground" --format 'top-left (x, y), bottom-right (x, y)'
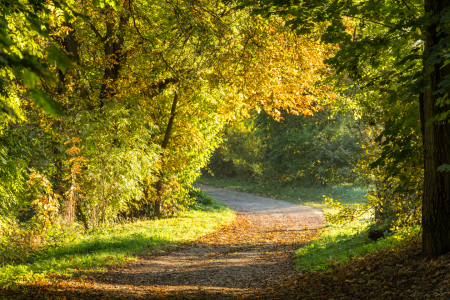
top-left (278, 236), bottom-right (450, 299)
top-left (193, 212), bottom-right (319, 247)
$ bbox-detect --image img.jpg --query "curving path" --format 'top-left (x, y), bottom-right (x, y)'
top-left (197, 185), bottom-right (324, 230)
top-left (86, 185), bottom-right (325, 299)
top-left (7, 185), bottom-right (325, 299)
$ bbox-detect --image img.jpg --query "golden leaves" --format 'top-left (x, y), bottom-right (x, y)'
top-left (27, 172), bottom-right (61, 226)
top-left (232, 16), bottom-right (337, 119)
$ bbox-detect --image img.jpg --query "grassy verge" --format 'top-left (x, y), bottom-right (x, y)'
top-left (197, 175), bottom-right (367, 214)
top-left (0, 199), bottom-right (234, 288)
top-left (295, 222), bottom-right (420, 271)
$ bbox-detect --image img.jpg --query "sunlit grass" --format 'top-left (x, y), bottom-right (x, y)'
top-left (295, 222), bottom-right (420, 272)
top-left (0, 200), bottom-right (235, 288)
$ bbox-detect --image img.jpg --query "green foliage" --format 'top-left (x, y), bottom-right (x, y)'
top-left (79, 106), bottom-right (160, 226)
top-left (206, 118), bottom-right (263, 178)
top-left (255, 108), bottom-right (365, 185)
top-left (323, 196), bottom-right (366, 225)
top-left (188, 188), bottom-right (214, 206)
top-left (187, 187), bottom-right (230, 212)
top-left (324, 175), bottom-right (422, 231)
top-left (0, 127), bottom-right (28, 221)
top-left (0, 0), bottom-right (72, 115)
top-left (0, 224), bottom-right (78, 266)
top-left (206, 106), bottom-right (366, 186)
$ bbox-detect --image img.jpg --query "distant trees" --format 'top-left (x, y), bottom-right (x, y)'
top-left (255, 108), bottom-right (365, 185)
top-left (207, 106), bottom-right (365, 186)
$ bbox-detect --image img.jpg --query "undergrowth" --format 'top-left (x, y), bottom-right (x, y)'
top-left (188, 187), bottom-right (223, 211)
top-left (0, 197), bottom-right (234, 289)
top-left (295, 221), bottom-right (421, 272)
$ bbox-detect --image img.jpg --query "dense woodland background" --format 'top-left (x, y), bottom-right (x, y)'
top-left (1, 0), bottom-right (450, 290)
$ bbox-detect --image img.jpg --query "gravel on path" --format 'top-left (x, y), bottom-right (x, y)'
top-left (196, 184), bottom-right (324, 230)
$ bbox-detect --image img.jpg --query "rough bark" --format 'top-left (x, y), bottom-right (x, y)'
top-left (155, 92), bottom-right (178, 216)
top-left (421, 0), bottom-right (450, 258)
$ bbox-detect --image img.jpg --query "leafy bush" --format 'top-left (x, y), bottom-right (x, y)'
top-left (188, 187), bottom-right (226, 211)
top-left (188, 188), bottom-right (213, 205)
top-left (0, 223), bottom-right (78, 266)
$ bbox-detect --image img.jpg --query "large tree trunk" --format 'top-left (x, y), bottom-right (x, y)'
top-left (421, 0), bottom-right (450, 258)
top-left (155, 91), bottom-right (179, 216)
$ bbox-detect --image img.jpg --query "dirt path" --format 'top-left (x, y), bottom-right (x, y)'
top-left (4, 185), bottom-right (324, 299)
top-left (196, 185), bottom-right (324, 230)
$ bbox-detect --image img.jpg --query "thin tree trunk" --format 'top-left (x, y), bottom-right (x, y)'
top-left (421, 0), bottom-right (450, 258)
top-left (155, 92), bottom-right (179, 216)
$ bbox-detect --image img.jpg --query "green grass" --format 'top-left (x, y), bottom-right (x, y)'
top-left (197, 175), bottom-right (367, 214)
top-left (0, 200), bottom-right (234, 288)
top-left (295, 222), bottom-right (420, 272)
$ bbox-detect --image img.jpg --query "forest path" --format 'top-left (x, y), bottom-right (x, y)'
top-left (7, 185), bottom-right (324, 299)
top-left (196, 184), bottom-right (323, 229)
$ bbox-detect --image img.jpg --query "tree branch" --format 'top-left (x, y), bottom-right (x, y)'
top-left (88, 21), bottom-right (106, 42)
